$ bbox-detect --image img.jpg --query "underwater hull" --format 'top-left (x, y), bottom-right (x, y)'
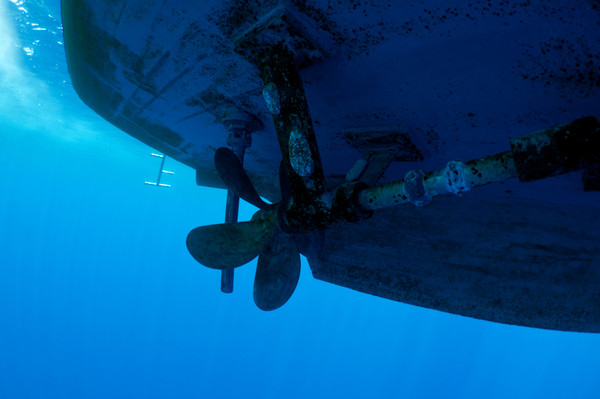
top-left (300, 193), bottom-right (600, 332)
top-left (62, 0), bottom-right (600, 331)
top-left (61, 0), bottom-right (600, 199)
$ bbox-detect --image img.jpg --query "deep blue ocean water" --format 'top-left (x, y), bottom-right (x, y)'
top-left (2, 1), bottom-right (600, 398)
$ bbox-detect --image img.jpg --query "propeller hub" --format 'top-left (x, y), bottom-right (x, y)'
top-left (278, 182), bottom-right (373, 233)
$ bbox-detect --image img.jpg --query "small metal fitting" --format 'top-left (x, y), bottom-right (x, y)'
top-left (403, 169), bottom-right (431, 206)
top-left (444, 160), bottom-right (471, 196)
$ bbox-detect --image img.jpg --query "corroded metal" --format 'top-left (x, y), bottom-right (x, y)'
top-left (403, 170), bottom-right (431, 206)
top-left (257, 44), bottom-right (327, 195)
top-left (358, 117), bottom-right (599, 210)
top-left (444, 161), bottom-right (470, 196)
top-left (357, 151), bottom-right (517, 210)
top-left (288, 116), bottom-right (316, 178)
top-left (262, 81), bottom-right (281, 115)
top-left (511, 116), bottom-right (600, 181)
top-left (257, 44), bottom-right (331, 232)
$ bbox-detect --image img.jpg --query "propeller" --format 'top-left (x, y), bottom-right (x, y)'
top-left (186, 147), bottom-right (301, 310)
top-left (187, 45), bottom-right (331, 310)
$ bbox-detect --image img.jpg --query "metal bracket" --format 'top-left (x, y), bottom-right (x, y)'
top-left (144, 153), bottom-right (174, 187)
top-left (345, 151), bottom-right (396, 187)
top-left (220, 114), bottom-right (253, 294)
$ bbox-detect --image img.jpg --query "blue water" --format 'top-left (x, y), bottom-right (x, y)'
top-left (2, 1), bottom-right (600, 398)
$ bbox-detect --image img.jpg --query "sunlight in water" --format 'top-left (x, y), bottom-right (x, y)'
top-left (0, 1), bottom-right (130, 147)
top-left (0, 0), bottom-right (59, 132)
top-left (0, 1), bottom-right (25, 90)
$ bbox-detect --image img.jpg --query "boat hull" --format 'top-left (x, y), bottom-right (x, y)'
top-left (62, 0), bottom-right (600, 331)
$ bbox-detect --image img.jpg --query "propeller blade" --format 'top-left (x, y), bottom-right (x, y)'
top-left (186, 221), bottom-right (274, 270)
top-left (253, 233), bottom-right (301, 311)
top-left (214, 147), bottom-right (271, 211)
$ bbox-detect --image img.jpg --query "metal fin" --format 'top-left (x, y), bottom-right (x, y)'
top-left (186, 221), bottom-right (275, 269)
top-left (253, 233), bottom-right (301, 311)
top-left (214, 147), bottom-right (271, 211)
